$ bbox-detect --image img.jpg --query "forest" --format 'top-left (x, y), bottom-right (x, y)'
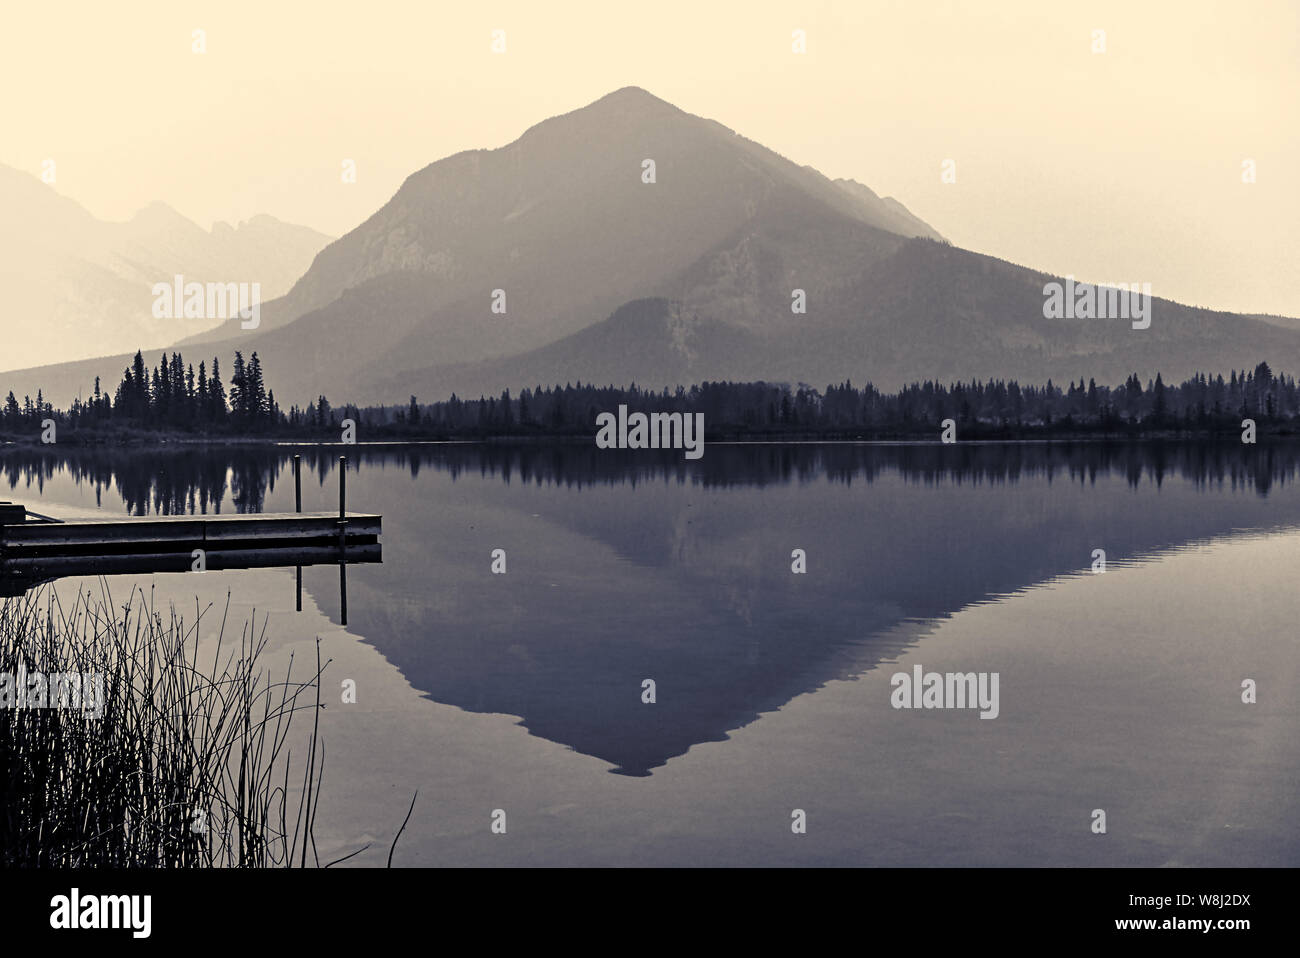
top-left (1, 349), bottom-right (1295, 441)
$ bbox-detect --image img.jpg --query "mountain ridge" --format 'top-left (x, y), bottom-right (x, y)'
top-left (5, 87), bottom-right (1298, 410)
top-left (0, 164), bottom-right (332, 373)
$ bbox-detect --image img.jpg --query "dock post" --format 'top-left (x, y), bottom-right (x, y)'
top-left (339, 561), bottom-right (348, 626)
top-left (294, 455), bottom-right (303, 611)
top-left (338, 456), bottom-right (348, 625)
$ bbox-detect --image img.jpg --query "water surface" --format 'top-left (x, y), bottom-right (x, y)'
top-left (3, 441), bottom-right (1297, 865)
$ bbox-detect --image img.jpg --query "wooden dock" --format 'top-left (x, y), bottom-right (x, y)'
top-left (0, 459), bottom-right (380, 621)
top-left (0, 511), bottom-right (380, 569)
top-left (1, 508), bottom-right (380, 603)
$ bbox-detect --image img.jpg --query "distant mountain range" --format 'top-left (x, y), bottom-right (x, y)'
top-left (4, 87), bottom-right (1298, 409)
top-left (0, 163), bottom-right (330, 373)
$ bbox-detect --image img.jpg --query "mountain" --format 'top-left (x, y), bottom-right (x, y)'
top-left (4, 87), bottom-right (1299, 410)
top-left (0, 164), bottom-right (331, 372)
top-left (831, 177), bottom-right (939, 240)
top-left (402, 241), bottom-right (1300, 398)
top-left (151, 87), bottom-right (939, 407)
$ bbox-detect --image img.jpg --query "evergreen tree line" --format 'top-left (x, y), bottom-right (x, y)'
top-left (2, 355), bottom-right (1297, 439)
top-left (2, 349), bottom-right (294, 434)
top-left (359, 361), bottom-right (1299, 437)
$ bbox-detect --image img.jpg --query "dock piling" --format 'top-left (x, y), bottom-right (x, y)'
top-left (295, 455), bottom-right (303, 611)
top-left (339, 561), bottom-right (348, 626)
top-left (338, 456), bottom-right (348, 625)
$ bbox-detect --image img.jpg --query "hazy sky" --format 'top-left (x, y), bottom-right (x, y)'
top-left (3, 0), bottom-right (1297, 315)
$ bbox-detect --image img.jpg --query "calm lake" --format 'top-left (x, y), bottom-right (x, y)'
top-left (3, 441), bottom-right (1298, 866)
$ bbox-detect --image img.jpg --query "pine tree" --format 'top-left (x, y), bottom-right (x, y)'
top-left (196, 361), bottom-right (209, 425)
top-left (1152, 372), bottom-right (1167, 423)
top-left (246, 352), bottom-right (268, 424)
top-left (129, 351), bottom-right (147, 418)
top-left (155, 357), bottom-right (170, 422)
top-left (229, 352), bottom-right (246, 422)
top-left (170, 352), bottom-right (185, 422)
top-left (209, 357), bottom-right (227, 425)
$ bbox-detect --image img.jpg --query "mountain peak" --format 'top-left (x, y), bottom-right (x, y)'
top-left (128, 200), bottom-right (195, 230)
top-left (565, 86), bottom-right (682, 121)
top-left (596, 85), bottom-right (664, 103)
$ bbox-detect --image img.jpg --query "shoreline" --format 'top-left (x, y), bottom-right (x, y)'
top-left (2, 430), bottom-right (1298, 449)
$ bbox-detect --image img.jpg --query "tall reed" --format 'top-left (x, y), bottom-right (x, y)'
top-left (1, 581), bottom-right (328, 867)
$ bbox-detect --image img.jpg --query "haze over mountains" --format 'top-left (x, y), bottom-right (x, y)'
top-left (0, 163), bottom-right (330, 372)
top-left (4, 87), bottom-right (1299, 410)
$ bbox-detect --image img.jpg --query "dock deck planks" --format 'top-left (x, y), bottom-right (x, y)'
top-left (0, 512), bottom-right (382, 559)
